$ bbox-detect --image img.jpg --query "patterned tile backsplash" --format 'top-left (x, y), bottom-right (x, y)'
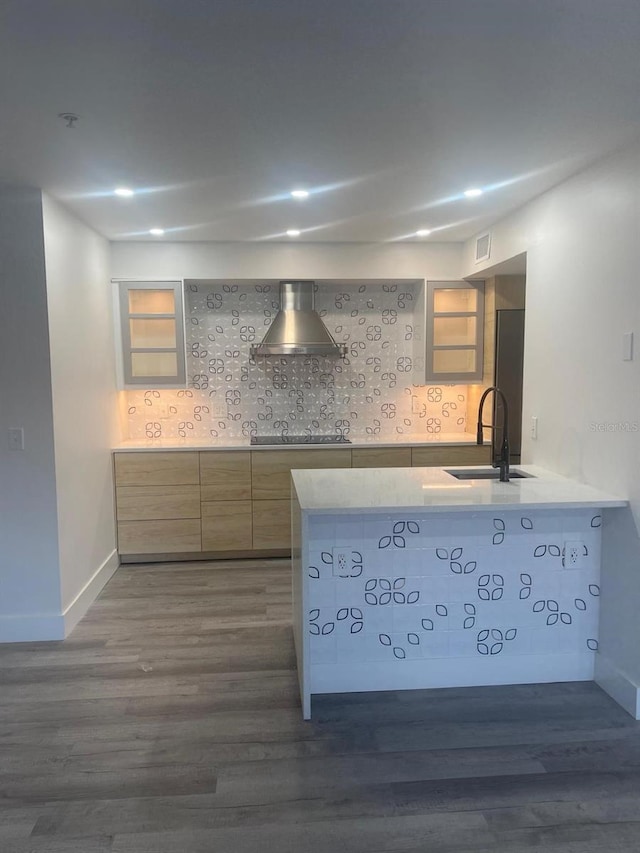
top-left (301, 508), bottom-right (602, 705)
top-left (307, 509), bottom-right (601, 667)
top-left (124, 280), bottom-right (470, 442)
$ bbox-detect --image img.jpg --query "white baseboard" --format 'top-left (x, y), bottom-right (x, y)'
top-left (595, 653), bottom-right (640, 719)
top-left (63, 549), bottom-right (119, 636)
top-left (312, 653), bottom-right (595, 696)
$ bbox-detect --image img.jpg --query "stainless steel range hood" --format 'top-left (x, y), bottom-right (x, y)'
top-left (250, 281), bottom-right (347, 358)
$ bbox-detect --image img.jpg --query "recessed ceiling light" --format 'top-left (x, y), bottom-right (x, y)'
top-left (416, 229), bottom-right (431, 237)
top-left (149, 228), bottom-right (165, 236)
top-left (464, 187), bottom-right (483, 198)
top-left (290, 189), bottom-right (309, 199)
top-left (286, 229), bottom-right (301, 237)
top-left (114, 187), bottom-right (134, 197)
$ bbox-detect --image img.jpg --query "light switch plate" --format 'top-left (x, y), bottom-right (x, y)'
top-left (623, 332), bottom-right (634, 361)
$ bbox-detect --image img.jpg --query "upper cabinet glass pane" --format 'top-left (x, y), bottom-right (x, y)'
top-left (129, 318), bottom-right (177, 349)
top-left (433, 316), bottom-right (477, 347)
top-left (432, 349), bottom-right (477, 374)
top-left (433, 288), bottom-right (477, 313)
top-left (131, 351), bottom-right (179, 378)
top-left (128, 289), bottom-right (176, 315)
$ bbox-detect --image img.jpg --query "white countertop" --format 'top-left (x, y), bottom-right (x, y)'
top-left (113, 433), bottom-right (477, 452)
top-left (291, 465), bottom-right (627, 513)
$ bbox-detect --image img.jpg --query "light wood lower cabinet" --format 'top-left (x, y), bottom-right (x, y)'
top-left (201, 500), bottom-right (252, 551)
top-left (252, 499), bottom-right (292, 549)
top-left (115, 451), bottom-right (202, 556)
top-left (352, 447), bottom-right (413, 468)
top-left (411, 444), bottom-right (491, 467)
top-left (200, 451), bottom-right (251, 501)
top-left (251, 449), bottom-right (351, 500)
top-left (117, 519), bottom-right (202, 554)
top-left (114, 443), bottom-right (492, 558)
top-left (116, 485), bottom-right (200, 521)
top-left (114, 452), bottom-right (199, 486)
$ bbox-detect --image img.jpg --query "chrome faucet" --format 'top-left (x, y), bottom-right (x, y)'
top-left (477, 386), bottom-right (510, 482)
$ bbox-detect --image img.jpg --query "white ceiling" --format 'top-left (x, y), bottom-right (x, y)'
top-left (2, 0), bottom-right (640, 243)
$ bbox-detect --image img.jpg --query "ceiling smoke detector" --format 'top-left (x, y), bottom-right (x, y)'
top-left (58, 112), bottom-right (80, 128)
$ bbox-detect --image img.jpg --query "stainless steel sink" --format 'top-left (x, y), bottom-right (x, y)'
top-left (444, 468), bottom-right (534, 480)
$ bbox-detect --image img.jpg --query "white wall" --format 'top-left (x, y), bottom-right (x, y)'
top-left (42, 195), bottom-right (119, 632)
top-left (0, 190), bottom-right (119, 642)
top-left (111, 240), bottom-right (463, 281)
top-left (0, 187), bottom-right (62, 640)
top-left (462, 143), bottom-right (640, 714)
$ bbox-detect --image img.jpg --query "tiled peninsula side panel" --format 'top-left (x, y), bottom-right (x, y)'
top-left (125, 281), bottom-right (469, 441)
top-left (306, 509), bottom-right (602, 694)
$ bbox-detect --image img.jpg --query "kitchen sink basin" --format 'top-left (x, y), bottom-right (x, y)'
top-left (444, 468), bottom-right (534, 480)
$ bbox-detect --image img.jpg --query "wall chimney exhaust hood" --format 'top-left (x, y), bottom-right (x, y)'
top-left (250, 281), bottom-right (347, 358)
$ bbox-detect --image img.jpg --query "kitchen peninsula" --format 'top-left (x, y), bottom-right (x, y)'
top-left (291, 465), bottom-right (626, 719)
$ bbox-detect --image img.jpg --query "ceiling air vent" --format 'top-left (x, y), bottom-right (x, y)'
top-left (475, 232), bottom-right (491, 263)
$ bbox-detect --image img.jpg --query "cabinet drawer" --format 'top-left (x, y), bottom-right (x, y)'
top-left (201, 501), bottom-right (253, 551)
top-left (117, 519), bottom-right (201, 554)
top-left (252, 499), bottom-right (291, 549)
top-left (351, 447), bottom-right (412, 468)
top-left (251, 449), bottom-right (351, 500)
top-left (411, 445), bottom-right (492, 467)
top-left (116, 485), bottom-right (201, 521)
top-left (114, 452), bottom-right (200, 486)
top-left (200, 451), bottom-right (251, 501)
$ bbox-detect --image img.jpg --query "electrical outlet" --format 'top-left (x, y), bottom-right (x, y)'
top-left (411, 396), bottom-right (426, 415)
top-left (531, 416), bottom-right (538, 440)
top-left (332, 548), bottom-right (349, 577)
top-left (563, 540), bottom-right (585, 569)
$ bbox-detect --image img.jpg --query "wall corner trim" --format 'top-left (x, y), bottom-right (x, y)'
top-left (63, 549), bottom-right (119, 637)
top-left (0, 550), bottom-right (119, 643)
top-left (595, 653), bottom-right (640, 719)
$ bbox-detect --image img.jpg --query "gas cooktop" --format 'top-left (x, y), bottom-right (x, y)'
top-left (250, 435), bottom-right (352, 446)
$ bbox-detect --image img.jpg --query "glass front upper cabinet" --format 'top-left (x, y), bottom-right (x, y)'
top-left (117, 281), bottom-right (186, 387)
top-left (425, 280), bottom-right (484, 382)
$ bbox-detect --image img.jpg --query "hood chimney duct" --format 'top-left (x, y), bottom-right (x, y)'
top-left (250, 281), bottom-right (347, 358)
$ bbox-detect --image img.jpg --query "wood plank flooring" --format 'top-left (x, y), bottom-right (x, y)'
top-left (2, 559), bottom-right (640, 852)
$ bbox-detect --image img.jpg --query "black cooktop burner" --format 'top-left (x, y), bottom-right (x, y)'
top-left (250, 435), bottom-right (352, 446)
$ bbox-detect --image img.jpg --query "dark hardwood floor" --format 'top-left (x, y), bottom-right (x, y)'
top-left (2, 559), bottom-right (640, 852)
